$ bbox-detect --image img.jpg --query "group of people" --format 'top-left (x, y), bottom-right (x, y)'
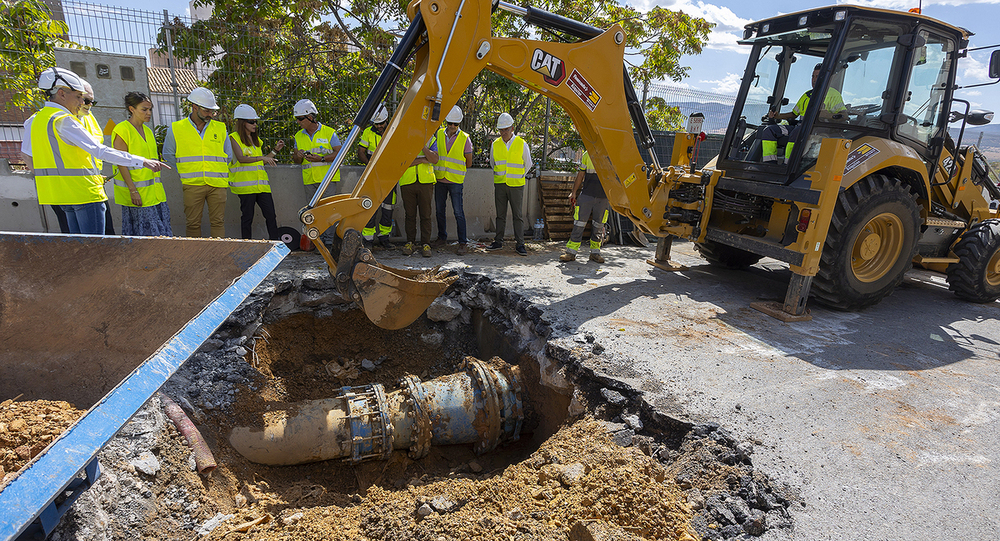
top-left (21, 65), bottom-right (610, 263)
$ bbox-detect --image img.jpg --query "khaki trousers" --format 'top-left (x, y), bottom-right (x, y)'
top-left (182, 184), bottom-right (227, 237)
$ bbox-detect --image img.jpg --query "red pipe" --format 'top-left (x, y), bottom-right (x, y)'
top-left (158, 393), bottom-right (217, 474)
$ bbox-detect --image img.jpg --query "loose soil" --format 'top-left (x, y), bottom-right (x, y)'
top-left (0, 398), bottom-right (86, 487)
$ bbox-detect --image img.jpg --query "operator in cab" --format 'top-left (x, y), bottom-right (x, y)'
top-left (760, 63), bottom-right (845, 164)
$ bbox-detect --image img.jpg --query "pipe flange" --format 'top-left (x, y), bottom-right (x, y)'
top-left (466, 360), bottom-right (502, 455)
top-left (336, 384), bottom-right (393, 464)
top-left (496, 362), bottom-right (525, 441)
top-left (401, 375), bottom-right (432, 459)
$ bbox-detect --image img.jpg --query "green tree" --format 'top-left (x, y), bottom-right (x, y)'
top-left (161, 0), bottom-right (711, 169)
top-left (0, 0), bottom-right (91, 109)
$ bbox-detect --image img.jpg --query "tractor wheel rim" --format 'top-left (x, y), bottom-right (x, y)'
top-left (851, 212), bottom-right (904, 283)
top-left (987, 248), bottom-right (1000, 287)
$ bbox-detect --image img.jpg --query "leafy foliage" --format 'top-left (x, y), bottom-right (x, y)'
top-left (0, 0), bottom-right (91, 109)
top-left (160, 0), bottom-right (712, 170)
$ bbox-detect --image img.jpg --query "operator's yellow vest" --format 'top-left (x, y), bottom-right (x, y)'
top-left (434, 128), bottom-right (469, 184)
top-left (492, 136), bottom-right (526, 187)
top-left (172, 118), bottom-right (228, 187)
top-left (80, 112), bottom-right (104, 171)
top-left (228, 133), bottom-right (270, 195)
top-left (30, 106), bottom-right (106, 205)
top-left (294, 124), bottom-right (341, 185)
top-left (111, 121), bottom-right (165, 207)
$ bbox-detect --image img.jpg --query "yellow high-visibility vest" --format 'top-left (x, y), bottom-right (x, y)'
top-left (81, 112), bottom-right (104, 171)
top-left (228, 133), bottom-right (270, 195)
top-left (31, 106), bottom-right (106, 205)
top-left (111, 121), bottom-right (165, 207)
top-left (400, 155), bottom-right (436, 186)
top-left (434, 128), bottom-right (469, 184)
top-left (294, 124), bottom-right (341, 185)
top-left (491, 136), bottom-right (526, 186)
top-left (172, 118), bottom-right (229, 187)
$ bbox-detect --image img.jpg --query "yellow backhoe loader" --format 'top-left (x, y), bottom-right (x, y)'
top-left (298, 0), bottom-right (1000, 329)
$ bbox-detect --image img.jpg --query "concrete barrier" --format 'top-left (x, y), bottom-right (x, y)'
top-left (0, 159), bottom-right (544, 244)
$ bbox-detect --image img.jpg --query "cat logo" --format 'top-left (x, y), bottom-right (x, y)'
top-left (531, 49), bottom-right (566, 86)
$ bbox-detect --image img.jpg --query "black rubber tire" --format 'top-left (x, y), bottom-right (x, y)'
top-left (947, 219), bottom-right (1000, 303)
top-left (695, 240), bottom-right (764, 270)
top-left (812, 174), bottom-right (921, 310)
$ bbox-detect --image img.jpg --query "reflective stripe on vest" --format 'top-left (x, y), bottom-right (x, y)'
top-left (492, 136), bottom-right (526, 186)
top-left (31, 107), bottom-right (107, 205)
top-left (111, 120), bottom-right (165, 207)
top-left (228, 133), bottom-right (271, 194)
top-left (294, 124), bottom-right (340, 185)
top-left (81, 112), bottom-right (103, 171)
top-left (173, 118), bottom-right (229, 187)
top-left (433, 128), bottom-right (468, 184)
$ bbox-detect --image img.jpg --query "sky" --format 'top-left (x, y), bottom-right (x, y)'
top-left (105, 0), bottom-right (1000, 115)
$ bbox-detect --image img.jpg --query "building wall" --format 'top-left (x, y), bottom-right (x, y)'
top-left (0, 161), bottom-right (544, 244)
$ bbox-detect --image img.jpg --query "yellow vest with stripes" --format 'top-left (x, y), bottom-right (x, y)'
top-left (172, 118), bottom-right (229, 187)
top-left (400, 153), bottom-right (436, 186)
top-left (491, 136), bottom-right (526, 186)
top-left (31, 106), bottom-right (106, 205)
top-left (294, 124), bottom-right (340, 185)
top-left (434, 128), bottom-right (469, 184)
top-left (111, 121), bottom-right (165, 207)
top-left (81, 112), bottom-right (104, 171)
top-left (228, 133), bottom-right (270, 194)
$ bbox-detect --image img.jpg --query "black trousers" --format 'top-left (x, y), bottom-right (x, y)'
top-left (238, 192), bottom-right (279, 240)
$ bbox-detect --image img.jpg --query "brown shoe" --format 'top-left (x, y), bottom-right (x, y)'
top-left (402, 242), bottom-right (415, 255)
top-left (422, 244), bottom-right (432, 257)
top-left (456, 243), bottom-right (468, 255)
top-left (589, 252), bottom-right (605, 264)
top-left (559, 252), bottom-right (576, 262)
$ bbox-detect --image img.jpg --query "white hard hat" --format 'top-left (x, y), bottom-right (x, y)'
top-left (188, 87), bottom-right (219, 110)
top-left (371, 103), bottom-right (389, 124)
top-left (445, 106), bottom-right (464, 124)
top-left (233, 104), bottom-right (259, 120)
top-left (37, 67), bottom-right (86, 93)
top-left (496, 112), bottom-right (514, 129)
top-left (293, 99), bottom-right (318, 117)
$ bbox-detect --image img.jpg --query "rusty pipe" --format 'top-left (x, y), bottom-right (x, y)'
top-left (229, 358), bottom-right (524, 466)
top-left (159, 393), bottom-right (217, 474)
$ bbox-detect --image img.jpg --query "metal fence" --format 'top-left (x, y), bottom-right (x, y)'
top-left (2, 0), bottom-right (746, 171)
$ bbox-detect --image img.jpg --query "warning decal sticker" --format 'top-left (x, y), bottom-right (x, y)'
top-left (844, 143), bottom-right (880, 174)
top-left (567, 69), bottom-right (601, 112)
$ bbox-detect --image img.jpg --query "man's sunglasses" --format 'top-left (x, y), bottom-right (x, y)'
top-left (447, 122), bottom-right (459, 126)
top-left (83, 98), bottom-right (97, 105)
top-left (295, 115), bottom-right (309, 121)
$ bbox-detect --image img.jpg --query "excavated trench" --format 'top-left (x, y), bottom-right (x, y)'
top-left (46, 268), bottom-right (795, 541)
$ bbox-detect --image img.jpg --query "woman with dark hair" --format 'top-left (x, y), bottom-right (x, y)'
top-left (111, 91), bottom-right (172, 236)
top-left (228, 104), bottom-right (283, 240)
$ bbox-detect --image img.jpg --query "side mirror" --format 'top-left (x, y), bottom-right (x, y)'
top-left (990, 50), bottom-right (1000, 79)
top-left (950, 109), bottom-right (995, 125)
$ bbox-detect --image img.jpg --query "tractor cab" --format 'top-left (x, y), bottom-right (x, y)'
top-left (719, 6), bottom-right (968, 186)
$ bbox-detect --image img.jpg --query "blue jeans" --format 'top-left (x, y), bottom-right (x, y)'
top-left (435, 182), bottom-right (466, 244)
top-left (61, 202), bottom-right (107, 235)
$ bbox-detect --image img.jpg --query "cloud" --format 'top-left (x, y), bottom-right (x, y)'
top-left (627, 0), bottom-right (752, 52)
top-left (701, 72), bottom-right (742, 93)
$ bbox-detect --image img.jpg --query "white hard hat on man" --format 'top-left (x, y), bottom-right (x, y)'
top-left (446, 106), bottom-right (464, 124)
top-left (294, 99), bottom-right (319, 117)
top-left (188, 86), bottom-right (219, 110)
top-left (37, 67), bottom-right (86, 94)
top-left (496, 112), bottom-right (514, 129)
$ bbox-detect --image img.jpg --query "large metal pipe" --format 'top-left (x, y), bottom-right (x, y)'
top-left (230, 358), bottom-right (524, 466)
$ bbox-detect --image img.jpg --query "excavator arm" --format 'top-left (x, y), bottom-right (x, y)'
top-left (300, 0), bottom-right (674, 329)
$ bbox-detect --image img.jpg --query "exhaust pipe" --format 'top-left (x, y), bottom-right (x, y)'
top-left (230, 358), bottom-right (525, 466)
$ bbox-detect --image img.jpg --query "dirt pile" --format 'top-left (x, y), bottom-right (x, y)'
top-left (205, 418), bottom-right (698, 541)
top-left (0, 397), bottom-right (85, 487)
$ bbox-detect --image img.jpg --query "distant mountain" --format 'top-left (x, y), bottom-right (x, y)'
top-left (950, 124), bottom-right (1000, 161)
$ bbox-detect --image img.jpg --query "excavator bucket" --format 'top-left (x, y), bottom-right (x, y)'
top-left (352, 261), bottom-right (457, 330)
